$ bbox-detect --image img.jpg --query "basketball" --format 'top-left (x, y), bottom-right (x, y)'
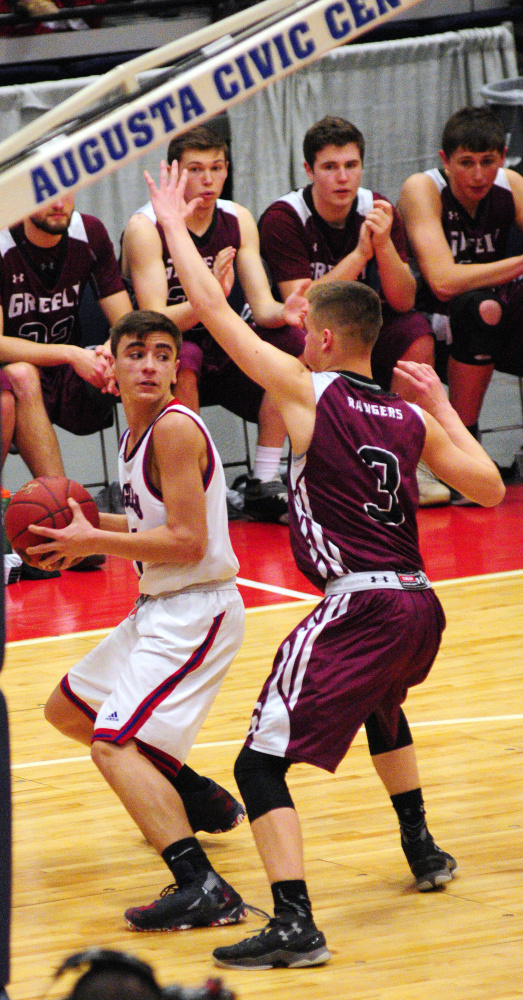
top-left (3, 476), bottom-right (100, 567)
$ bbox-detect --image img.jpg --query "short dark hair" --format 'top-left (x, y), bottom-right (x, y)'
top-left (303, 116), bottom-right (365, 168)
top-left (441, 106), bottom-right (506, 157)
top-left (167, 124), bottom-right (229, 165)
top-left (110, 310), bottom-right (182, 357)
top-left (308, 281), bottom-right (382, 348)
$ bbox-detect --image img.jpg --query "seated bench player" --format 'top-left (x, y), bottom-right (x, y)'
top-left (258, 116), bottom-right (447, 508)
top-left (121, 126), bottom-right (309, 524)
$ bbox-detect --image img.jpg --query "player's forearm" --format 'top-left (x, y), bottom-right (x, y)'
top-left (426, 255), bottom-right (523, 301)
top-left (161, 217), bottom-right (226, 323)
top-left (313, 247), bottom-right (369, 285)
top-left (78, 522), bottom-right (206, 564)
top-left (249, 295), bottom-right (286, 328)
top-left (99, 512), bottom-right (128, 532)
top-left (0, 336), bottom-right (76, 367)
top-left (374, 246), bottom-right (416, 312)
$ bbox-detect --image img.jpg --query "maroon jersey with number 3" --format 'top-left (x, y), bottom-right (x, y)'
top-left (288, 370), bottom-right (427, 592)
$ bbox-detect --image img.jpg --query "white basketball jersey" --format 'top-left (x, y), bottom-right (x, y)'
top-left (119, 402), bottom-right (239, 596)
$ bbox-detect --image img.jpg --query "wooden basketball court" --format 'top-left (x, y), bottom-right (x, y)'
top-left (2, 493), bottom-right (523, 1000)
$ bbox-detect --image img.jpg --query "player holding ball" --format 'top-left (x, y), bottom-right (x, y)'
top-left (28, 309), bottom-right (249, 932)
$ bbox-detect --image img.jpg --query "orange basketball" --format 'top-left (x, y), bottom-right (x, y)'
top-left (4, 476), bottom-right (99, 567)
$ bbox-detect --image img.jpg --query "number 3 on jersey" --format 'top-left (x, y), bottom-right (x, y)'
top-left (358, 446), bottom-right (405, 526)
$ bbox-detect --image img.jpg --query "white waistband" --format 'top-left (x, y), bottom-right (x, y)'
top-left (325, 570), bottom-right (431, 596)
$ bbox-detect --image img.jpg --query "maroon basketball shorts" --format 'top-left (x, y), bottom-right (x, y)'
top-left (39, 364), bottom-right (115, 435)
top-left (371, 310), bottom-right (434, 390)
top-left (178, 323), bottom-right (305, 423)
top-left (246, 585), bottom-right (445, 773)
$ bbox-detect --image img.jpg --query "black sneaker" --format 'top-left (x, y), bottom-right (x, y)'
top-left (213, 913), bottom-right (331, 970)
top-left (449, 489), bottom-right (479, 507)
top-left (20, 561), bottom-right (61, 581)
top-left (68, 554), bottom-right (106, 571)
top-left (233, 475), bottom-right (288, 525)
top-left (402, 830), bottom-right (458, 891)
top-left (124, 870), bottom-right (247, 932)
top-left (182, 778), bottom-right (246, 835)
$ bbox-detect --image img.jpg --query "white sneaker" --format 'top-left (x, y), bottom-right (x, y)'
top-left (4, 552), bottom-right (22, 585)
top-left (416, 461), bottom-right (451, 507)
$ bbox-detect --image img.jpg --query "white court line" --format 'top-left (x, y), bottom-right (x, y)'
top-left (11, 714), bottom-right (523, 772)
top-left (6, 567), bottom-right (523, 648)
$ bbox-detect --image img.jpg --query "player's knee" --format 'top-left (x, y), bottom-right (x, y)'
top-left (365, 708), bottom-right (413, 756)
top-left (400, 333), bottom-right (435, 367)
top-left (478, 298), bottom-right (502, 325)
top-left (3, 361), bottom-right (42, 397)
top-left (449, 290), bottom-right (504, 364)
top-left (234, 744), bottom-right (294, 823)
top-left (90, 738), bottom-right (122, 775)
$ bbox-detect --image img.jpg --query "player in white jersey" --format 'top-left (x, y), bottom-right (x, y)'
top-left (32, 310), bottom-right (249, 932)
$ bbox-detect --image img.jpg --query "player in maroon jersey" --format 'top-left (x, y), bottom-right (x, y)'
top-left (145, 160), bottom-right (505, 967)
top-left (258, 116), bottom-right (446, 509)
top-left (0, 194), bottom-right (131, 482)
top-left (398, 106), bottom-right (523, 493)
top-left (121, 126), bottom-right (309, 524)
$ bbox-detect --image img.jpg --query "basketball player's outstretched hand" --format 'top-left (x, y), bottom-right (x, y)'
top-left (393, 360), bottom-right (452, 424)
top-left (144, 160), bottom-right (202, 231)
top-left (26, 499), bottom-right (99, 571)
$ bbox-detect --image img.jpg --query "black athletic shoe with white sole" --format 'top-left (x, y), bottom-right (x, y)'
top-left (402, 830), bottom-right (458, 891)
top-left (181, 778), bottom-right (246, 835)
top-left (212, 913), bottom-right (331, 970)
top-left (124, 870), bottom-right (247, 932)
top-left (232, 475), bottom-right (289, 525)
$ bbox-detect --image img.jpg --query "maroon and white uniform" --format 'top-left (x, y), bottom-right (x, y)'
top-left (0, 212), bottom-right (124, 432)
top-left (125, 201), bottom-right (304, 422)
top-left (415, 166), bottom-right (523, 375)
top-left (246, 371), bottom-right (445, 772)
top-left (61, 402), bottom-right (245, 778)
top-left (259, 185), bottom-right (433, 389)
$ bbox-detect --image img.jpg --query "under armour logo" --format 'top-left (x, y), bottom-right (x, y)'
top-left (12, 274), bottom-right (24, 284)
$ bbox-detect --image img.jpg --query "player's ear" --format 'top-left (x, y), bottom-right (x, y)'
top-left (439, 149), bottom-right (448, 170)
top-left (304, 160), bottom-right (314, 182)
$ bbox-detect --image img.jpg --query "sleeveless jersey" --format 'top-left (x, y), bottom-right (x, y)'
top-left (119, 401), bottom-right (239, 596)
top-left (125, 199), bottom-right (242, 341)
top-left (416, 167), bottom-right (516, 313)
top-left (259, 185), bottom-right (408, 301)
top-left (288, 371), bottom-right (426, 592)
top-left (0, 212), bottom-right (124, 346)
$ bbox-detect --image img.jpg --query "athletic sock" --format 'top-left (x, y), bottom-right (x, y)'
top-left (271, 879), bottom-right (313, 920)
top-left (253, 445), bottom-right (283, 483)
top-left (162, 837), bottom-right (213, 885)
top-left (169, 765), bottom-right (211, 795)
top-left (390, 787), bottom-right (427, 843)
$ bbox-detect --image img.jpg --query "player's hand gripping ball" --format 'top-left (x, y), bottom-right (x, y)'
top-left (4, 476), bottom-right (100, 567)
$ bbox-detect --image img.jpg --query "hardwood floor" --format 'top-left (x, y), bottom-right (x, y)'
top-left (3, 575), bottom-right (523, 1000)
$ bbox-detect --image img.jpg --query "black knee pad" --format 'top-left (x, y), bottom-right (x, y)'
top-left (365, 708), bottom-right (413, 756)
top-left (449, 289), bottom-right (505, 364)
top-left (234, 745), bottom-right (295, 823)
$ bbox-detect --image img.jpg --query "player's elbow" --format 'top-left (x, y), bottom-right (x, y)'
top-left (430, 277), bottom-right (458, 303)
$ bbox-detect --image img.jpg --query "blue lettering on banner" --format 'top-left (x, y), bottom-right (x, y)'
top-left (128, 111), bottom-right (154, 147)
top-left (27, 0), bottom-right (406, 206)
top-left (179, 86), bottom-right (205, 122)
top-left (325, 0), bottom-right (400, 39)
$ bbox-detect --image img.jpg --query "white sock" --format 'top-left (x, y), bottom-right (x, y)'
top-left (253, 445), bottom-right (282, 482)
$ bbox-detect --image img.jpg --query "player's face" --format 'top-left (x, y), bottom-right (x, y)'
top-left (29, 194), bottom-right (75, 235)
top-left (176, 148), bottom-right (228, 209)
top-left (114, 332), bottom-right (179, 402)
top-left (440, 146), bottom-right (506, 212)
top-left (305, 143), bottom-right (363, 218)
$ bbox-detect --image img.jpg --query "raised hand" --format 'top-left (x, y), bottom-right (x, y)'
top-left (281, 278), bottom-right (311, 327)
top-left (393, 360), bottom-right (451, 423)
top-left (144, 161), bottom-right (202, 232)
